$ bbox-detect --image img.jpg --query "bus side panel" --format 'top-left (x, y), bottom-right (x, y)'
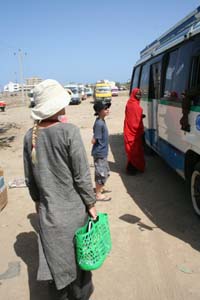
top-left (157, 138), bottom-right (185, 176)
top-left (141, 100), bottom-right (157, 147)
top-left (158, 103), bottom-right (186, 175)
top-left (141, 99), bottom-right (153, 130)
top-left (182, 109), bottom-right (200, 154)
top-left (157, 103), bottom-right (200, 175)
top-left (142, 100), bottom-right (186, 176)
top-left (158, 104), bottom-right (184, 149)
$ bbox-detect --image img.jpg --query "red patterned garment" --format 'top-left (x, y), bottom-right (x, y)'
top-left (123, 88), bottom-right (145, 172)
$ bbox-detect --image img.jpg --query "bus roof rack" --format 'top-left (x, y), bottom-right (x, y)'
top-left (140, 6), bottom-right (200, 60)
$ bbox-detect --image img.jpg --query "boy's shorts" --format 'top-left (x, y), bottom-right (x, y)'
top-left (94, 157), bottom-right (110, 185)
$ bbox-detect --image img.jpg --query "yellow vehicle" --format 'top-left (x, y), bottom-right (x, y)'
top-left (94, 82), bottom-right (112, 103)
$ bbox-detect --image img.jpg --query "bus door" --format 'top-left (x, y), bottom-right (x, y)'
top-left (150, 62), bottom-right (161, 149)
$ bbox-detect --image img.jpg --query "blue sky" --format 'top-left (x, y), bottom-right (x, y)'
top-left (0, 0), bottom-right (199, 89)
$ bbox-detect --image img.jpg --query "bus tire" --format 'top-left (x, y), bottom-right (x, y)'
top-left (191, 162), bottom-right (200, 216)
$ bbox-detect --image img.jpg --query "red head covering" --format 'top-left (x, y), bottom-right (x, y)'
top-left (129, 88), bottom-right (142, 102)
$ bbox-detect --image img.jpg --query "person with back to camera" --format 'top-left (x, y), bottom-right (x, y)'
top-left (23, 79), bottom-right (97, 300)
top-left (123, 88), bottom-right (145, 175)
top-left (91, 101), bottom-right (112, 201)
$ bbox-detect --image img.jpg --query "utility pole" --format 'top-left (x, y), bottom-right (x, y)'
top-left (14, 72), bottom-right (17, 83)
top-left (14, 49), bottom-right (27, 104)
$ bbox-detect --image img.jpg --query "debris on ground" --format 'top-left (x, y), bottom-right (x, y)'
top-left (0, 136), bottom-right (15, 148)
top-left (0, 122), bottom-right (20, 134)
top-left (0, 122), bottom-right (20, 148)
top-left (8, 178), bottom-right (26, 188)
top-left (177, 265), bottom-right (193, 274)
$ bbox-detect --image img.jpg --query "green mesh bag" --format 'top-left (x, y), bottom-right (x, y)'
top-left (75, 213), bottom-right (112, 271)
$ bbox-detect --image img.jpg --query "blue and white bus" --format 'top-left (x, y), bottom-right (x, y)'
top-left (130, 6), bottom-right (200, 215)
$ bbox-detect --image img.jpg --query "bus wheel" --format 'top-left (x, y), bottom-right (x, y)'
top-left (191, 162), bottom-right (200, 216)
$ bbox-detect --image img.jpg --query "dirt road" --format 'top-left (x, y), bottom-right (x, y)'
top-left (0, 94), bottom-right (200, 300)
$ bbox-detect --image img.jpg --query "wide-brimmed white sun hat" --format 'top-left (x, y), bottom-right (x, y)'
top-left (31, 79), bottom-right (71, 121)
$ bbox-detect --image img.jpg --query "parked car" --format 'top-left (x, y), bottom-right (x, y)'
top-left (119, 86), bottom-right (127, 91)
top-left (0, 100), bottom-right (6, 111)
top-left (64, 84), bottom-right (81, 105)
top-left (85, 87), bottom-right (93, 97)
top-left (111, 87), bottom-right (119, 96)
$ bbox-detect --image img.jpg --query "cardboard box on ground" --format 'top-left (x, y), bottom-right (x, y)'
top-left (0, 168), bottom-right (8, 211)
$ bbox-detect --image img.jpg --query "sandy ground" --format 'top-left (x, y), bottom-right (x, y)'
top-left (0, 93), bottom-right (200, 300)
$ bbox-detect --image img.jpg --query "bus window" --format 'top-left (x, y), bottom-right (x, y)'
top-left (139, 63), bottom-right (150, 98)
top-left (163, 43), bottom-right (192, 101)
top-left (189, 54), bottom-right (200, 105)
top-left (150, 62), bottom-right (161, 99)
top-left (163, 50), bottom-right (178, 100)
top-left (131, 66), bottom-right (141, 91)
top-left (174, 43), bottom-right (193, 98)
top-left (190, 55), bottom-right (200, 88)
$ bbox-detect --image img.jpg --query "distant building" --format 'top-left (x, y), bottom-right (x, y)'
top-left (4, 82), bottom-right (20, 93)
top-left (25, 77), bottom-right (43, 91)
top-left (26, 77), bottom-right (42, 86)
top-left (4, 77), bottom-right (43, 93)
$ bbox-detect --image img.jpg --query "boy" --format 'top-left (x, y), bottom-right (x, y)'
top-left (91, 101), bottom-right (111, 201)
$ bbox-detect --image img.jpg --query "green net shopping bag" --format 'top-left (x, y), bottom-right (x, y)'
top-left (75, 213), bottom-right (112, 271)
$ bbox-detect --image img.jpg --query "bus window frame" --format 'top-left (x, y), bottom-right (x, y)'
top-left (188, 50), bottom-right (200, 106)
top-left (148, 55), bottom-right (163, 99)
top-left (149, 61), bottom-right (162, 99)
top-left (137, 55), bottom-right (163, 99)
top-left (161, 41), bottom-right (194, 102)
top-left (189, 51), bottom-right (200, 89)
top-left (130, 65), bottom-right (141, 95)
top-left (162, 48), bottom-right (180, 101)
top-left (139, 62), bottom-right (151, 98)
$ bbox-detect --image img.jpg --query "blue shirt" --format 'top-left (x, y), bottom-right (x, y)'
top-left (91, 118), bottom-right (109, 158)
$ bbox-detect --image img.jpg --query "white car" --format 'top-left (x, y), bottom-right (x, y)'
top-left (64, 85), bottom-right (81, 105)
top-left (111, 87), bottom-right (119, 96)
top-left (85, 87), bottom-right (93, 97)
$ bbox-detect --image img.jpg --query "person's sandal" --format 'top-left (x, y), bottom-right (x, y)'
top-left (96, 196), bottom-right (112, 201)
top-left (102, 189), bottom-right (112, 194)
top-left (93, 188), bottom-right (112, 194)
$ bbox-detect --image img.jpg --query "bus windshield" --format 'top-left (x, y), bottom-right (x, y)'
top-left (96, 86), bottom-right (111, 92)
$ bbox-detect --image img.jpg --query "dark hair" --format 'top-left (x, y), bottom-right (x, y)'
top-left (93, 101), bottom-right (111, 115)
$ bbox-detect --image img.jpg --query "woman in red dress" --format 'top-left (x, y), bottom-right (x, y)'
top-left (123, 88), bottom-right (145, 174)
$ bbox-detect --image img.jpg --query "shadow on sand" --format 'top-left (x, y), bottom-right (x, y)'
top-left (14, 213), bottom-right (50, 300)
top-left (109, 133), bottom-right (200, 251)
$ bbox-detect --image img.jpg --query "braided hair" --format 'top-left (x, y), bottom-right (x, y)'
top-left (31, 121), bottom-right (39, 164)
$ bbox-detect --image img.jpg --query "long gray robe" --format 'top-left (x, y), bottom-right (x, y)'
top-left (23, 123), bottom-right (96, 290)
